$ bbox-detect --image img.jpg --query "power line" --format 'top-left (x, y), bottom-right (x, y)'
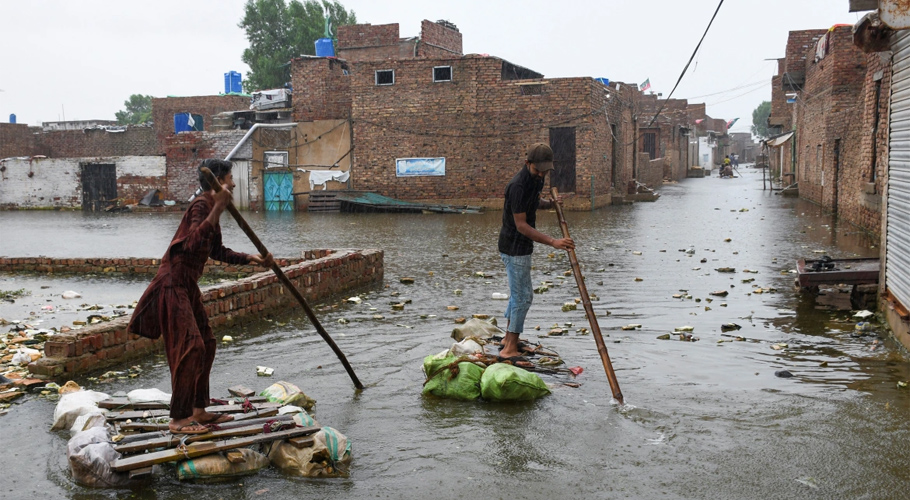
top-left (646, 0), bottom-right (725, 128)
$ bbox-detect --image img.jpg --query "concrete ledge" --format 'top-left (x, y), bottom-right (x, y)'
top-left (25, 249), bottom-right (384, 379)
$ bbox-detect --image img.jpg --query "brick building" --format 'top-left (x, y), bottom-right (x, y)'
top-left (637, 95), bottom-right (693, 181)
top-left (286, 19), bottom-right (665, 209)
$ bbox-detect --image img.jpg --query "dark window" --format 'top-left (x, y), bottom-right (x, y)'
top-left (642, 132), bottom-right (657, 160)
top-left (375, 70), bottom-right (394, 85)
top-left (520, 84), bottom-right (544, 96)
top-left (433, 66), bottom-right (452, 82)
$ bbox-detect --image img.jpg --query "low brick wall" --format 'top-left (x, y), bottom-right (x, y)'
top-left (20, 249), bottom-right (383, 378)
top-left (0, 255), bottom-right (310, 276)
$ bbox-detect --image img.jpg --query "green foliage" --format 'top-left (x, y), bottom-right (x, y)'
top-left (115, 94), bottom-right (153, 125)
top-left (751, 101), bottom-right (772, 139)
top-left (239, 0), bottom-right (357, 92)
top-left (0, 288), bottom-right (28, 301)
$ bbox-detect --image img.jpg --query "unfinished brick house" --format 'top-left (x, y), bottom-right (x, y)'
top-left (286, 19), bottom-right (651, 210)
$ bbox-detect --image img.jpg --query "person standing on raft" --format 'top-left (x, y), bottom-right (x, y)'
top-left (128, 159), bottom-right (273, 435)
top-left (498, 143), bottom-right (575, 360)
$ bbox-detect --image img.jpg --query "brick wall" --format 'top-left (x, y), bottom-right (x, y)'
top-left (291, 58), bottom-right (352, 122)
top-left (26, 249), bottom-right (384, 378)
top-left (0, 156), bottom-right (165, 209)
top-left (36, 127), bottom-right (158, 158)
top-left (164, 130), bottom-right (250, 201)
top-left (785, 29), bottom-right (829, 74)
top-left (795, 27), bottom-right (867, 225)
top-left (346, 56), bottom-right (617, 208)
top-left (0, 123), bottom-right (38, 158)
top-left (418, 20), bottom-right (462, 57)
top-left (152, 95), bottom-right (250, 151)
top-left (0, 255), bottom-right (304, 275)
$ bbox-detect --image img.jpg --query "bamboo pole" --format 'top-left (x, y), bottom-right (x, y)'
top-left (550, 187), bottom-right (624, 404)
top-left (201, 167), bottom-right (364, 390)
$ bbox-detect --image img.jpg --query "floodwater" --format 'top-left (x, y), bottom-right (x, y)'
top-left (2, 165), bottom-right (909, 500)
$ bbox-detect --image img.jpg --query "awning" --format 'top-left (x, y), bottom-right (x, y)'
top-left (766, 131), bottom-right (794, 147)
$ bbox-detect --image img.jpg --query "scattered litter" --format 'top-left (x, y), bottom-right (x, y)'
top-left (853, 310), bottom-right (874, 319)
top-left (257, 366), bottom-right (274, 377)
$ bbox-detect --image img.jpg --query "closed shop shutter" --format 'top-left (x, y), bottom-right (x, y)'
top-left (887, 30), bottom-right (910, 308)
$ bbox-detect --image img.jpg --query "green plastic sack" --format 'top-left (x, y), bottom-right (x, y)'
top-left (480, 363), bottom-right (551, 402)
top-left (422, 353), bottom-right (484, 401)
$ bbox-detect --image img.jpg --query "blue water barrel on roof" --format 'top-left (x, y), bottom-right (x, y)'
top-left (9, 114), bottom-right (16, 124)
top-left (315, 38), bottom-right (335, 57)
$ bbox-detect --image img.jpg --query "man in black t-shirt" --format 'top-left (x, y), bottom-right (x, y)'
top-left (498, 143), bottom-right (575, 359)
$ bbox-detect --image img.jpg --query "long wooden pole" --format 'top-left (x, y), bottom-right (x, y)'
top-left (201, 167), bottom-right (364, 390)
top-left (550, 187), bottom-right (624, 404)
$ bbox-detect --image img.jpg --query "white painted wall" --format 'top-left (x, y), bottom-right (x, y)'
top-left (0, 156), bottom-right (165, 208)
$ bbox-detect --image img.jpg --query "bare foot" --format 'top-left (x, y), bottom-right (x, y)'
top-left (169, 418), bottom-right (208, 434)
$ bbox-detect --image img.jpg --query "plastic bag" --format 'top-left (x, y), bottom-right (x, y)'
top-left (480, 363), bottom-right (551, 402)
top-left (11, 347), bottom-right (40, 365)
top-left (127, 388), bottom-right (171, 404)
top-left (176, 448), bottom-right (270, 481)
top-left (452, 318), bottom-right (502, 341)
top-left (449, 338), bottom-right (484, 357)
top-left (268, 427), bottom-right (352, 477)
top-left (260, 381), bottom-right (315, 410)
top-left (278, 405), bottom-right (319, 427)
top-left (69, 412), bottom-right (107, 436)
top-left (52, 390), bottom-right (111, 431)
top-left (422, 354), bottom-right (484, 401)
top-left (67, 426), bottom-right (136, 487)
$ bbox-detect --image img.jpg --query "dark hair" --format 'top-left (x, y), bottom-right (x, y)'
top-left (198, 159), bottom-right (233, 190)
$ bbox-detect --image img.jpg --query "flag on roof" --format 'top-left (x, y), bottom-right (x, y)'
top-left (695, 119), bottom-right (704, 125)
top-left (639, 78), bottom-right (651, 91)
top-left (726, 118), bottom-right (739, 128)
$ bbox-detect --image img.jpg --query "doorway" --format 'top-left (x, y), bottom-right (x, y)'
top-left (81, 163), bottom-right (116, 212)
top-left (264, 171), bottom-right (294, 211)
top-left (549, 127), bottom-right (576, 193)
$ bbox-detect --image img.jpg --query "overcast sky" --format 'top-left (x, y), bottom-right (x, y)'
top-left (2, 0), bottom-right (862, 134)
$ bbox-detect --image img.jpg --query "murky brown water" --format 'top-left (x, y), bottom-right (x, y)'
top-left (2, 165), bottom-right (909, 499)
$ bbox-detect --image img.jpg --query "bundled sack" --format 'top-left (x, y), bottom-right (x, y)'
top-left (176, 448), bottom-right (270, 482)
top-left (260, 381), bottom-right (315, 410)
top-left (127, 388), bottom-right (171, 404)
top-left (449, 338), bottom-right (484, 357)
top-left (52, 390), bottom-right (111, 431)
top-left (452, 318), bottom-right (502, 341)
top-left (278, 405), bottom-right (319, 427)
top-left (422, 352), bottom-right (485, 401)
top-left (69, 413), bottom-right (108, 437)
top-left (480, 363), bottom-right (551, 402)
top-left (268, 427), bottom-right (352, 477)
top-left (67, 426), bottom-right (139, 487)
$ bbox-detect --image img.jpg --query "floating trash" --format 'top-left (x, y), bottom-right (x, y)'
top-left (561, 302), bottom-right (577, 312)
top-left (221, 335), bottom-right (234, 342)
top-left (399, 277), bottom-right (415, 284)
top-left (715, 267), bottom-right (735, 273)
top-left (256, 366), bottom-right (274, 376)
top-left (346, 297), bottom-right (362, 304)
top-left (62, 291), bottom-right (82, 299)
top-left (710, 290), bottom-right (729, 297)
top-left (491, 293), bottom-right (509, 300)
top-left (720, 323), bottom-right (741, 332)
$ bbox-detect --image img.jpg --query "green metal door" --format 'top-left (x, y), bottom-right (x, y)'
top-left (264, 171), bottom-right (293, 211)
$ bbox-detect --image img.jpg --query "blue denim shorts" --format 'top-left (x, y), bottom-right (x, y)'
top-left (500, 253), bottom-right (533, 334)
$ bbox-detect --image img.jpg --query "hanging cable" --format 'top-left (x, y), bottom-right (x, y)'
top-left (646, 0), bottom-right (725, 128)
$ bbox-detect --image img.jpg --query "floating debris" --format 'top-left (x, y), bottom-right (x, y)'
top-left (399, 277), bottom-right (415, 284)
top-left (221, 335), bottom-right (234, 342)
top-left (709, 290), bottom-right (729, 297)
top-left (715, 267), bottom-right (736, 273)
top-left (720, 323), bottom-right (741, 332)
top-left (346, 297), bottom-right (362, 304)
top-left (561, 302), bottom-right (577, 312)
top-left (656, 334), bottom-right (671, 340)
top-left (257, 366), bottom-right (274, 376)
top-left (491, 293), bottom-right (508, 300)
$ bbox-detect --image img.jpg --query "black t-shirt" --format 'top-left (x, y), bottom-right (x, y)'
top-left (498, 166), bottom-right (544, 256)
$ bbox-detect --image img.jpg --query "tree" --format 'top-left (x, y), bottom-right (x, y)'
top-left (751, 101), bottom-right (772, 139)
top-left (239, 0), bottom-right (357, 92)
top-left (115, 94), bottom-right (153, 125)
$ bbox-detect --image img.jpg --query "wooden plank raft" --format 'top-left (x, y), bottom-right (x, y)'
top-left (98, 396), bottom-right (267, 410)
top-left (114, 417), bottom-right (298, 454)
top-left (110, 426), bottom-right (320, 472)
top-left (116, 408), bottom-right (281, 433)
top-left (105, 402), bottom-right (281, 421)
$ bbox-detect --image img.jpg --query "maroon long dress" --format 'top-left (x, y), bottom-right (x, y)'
top-left (128, 193), bottom-right (250, 420)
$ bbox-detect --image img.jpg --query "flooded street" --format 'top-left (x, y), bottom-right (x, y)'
top-left (2, 165), bottom-right (909, 499)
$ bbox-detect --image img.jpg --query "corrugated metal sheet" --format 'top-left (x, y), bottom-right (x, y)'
top-left (887, 30), bottom-right (910, 309)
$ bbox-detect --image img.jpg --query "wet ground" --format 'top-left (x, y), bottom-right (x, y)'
top-left (2, 164), bottom-right (909, 499)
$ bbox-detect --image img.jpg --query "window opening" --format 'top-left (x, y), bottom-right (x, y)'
top-left (433, 66), bottom-right (452, 82)
top-left (375, 70), bottom-right (395, 85)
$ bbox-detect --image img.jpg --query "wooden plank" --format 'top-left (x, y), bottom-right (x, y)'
top-left (118, 422), bottom-right (170, 432)
top-left (114, 419), bottom-right (295, 454)
top-left (288, 436), bottom-right (315, 449)
top-left (116, 408), bottom-right (280, 435)
top-left (225, 451), bottom-right (245, 464)
top-left (99, 396), bottom-right (266, 410)
top-left (106, 402), bottom-right (281, 421)
top-left (129, 466), bottom-right (154, 480)
top-left (111, 426), bottom-right (320, 472)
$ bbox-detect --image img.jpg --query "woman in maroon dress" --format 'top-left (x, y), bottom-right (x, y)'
top-left (129, 159), bottom-right (272, 434)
